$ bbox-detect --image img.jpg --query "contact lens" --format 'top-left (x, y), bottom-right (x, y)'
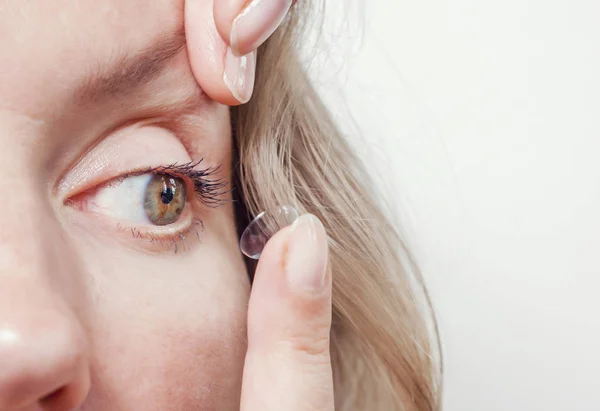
top-left (239, 205), bottom-right (300, 259)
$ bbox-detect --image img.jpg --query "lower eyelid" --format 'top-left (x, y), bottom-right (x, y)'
top-left (104, 207), bottom-right (204, 254)
top-left (115, 216), bottom-right (205, 255)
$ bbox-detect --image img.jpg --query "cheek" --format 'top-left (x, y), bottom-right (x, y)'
top-left (81, 241), bottom-right (250, 410)
top-left (149, 302), bottom-right (248, 410)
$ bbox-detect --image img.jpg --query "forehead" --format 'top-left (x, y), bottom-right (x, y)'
top-left (0, 0), bottom-right (184, 114)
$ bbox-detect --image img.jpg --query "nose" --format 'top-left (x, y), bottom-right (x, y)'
top-left (0, 287), bottom-right (90, 411)
top-left (0, 184), bottom-right (90, 410)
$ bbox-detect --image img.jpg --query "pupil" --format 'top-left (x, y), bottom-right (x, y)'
top-left (161, 186), bottom-right (174, 204)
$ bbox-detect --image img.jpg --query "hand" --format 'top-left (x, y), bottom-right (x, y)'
top-left (185, 0), bottom-right (295, 105)
top-left (240, 214), bottom-right (334, 411)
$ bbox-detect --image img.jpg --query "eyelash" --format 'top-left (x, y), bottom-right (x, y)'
top-left (115, 159), bottom-right (230, 207)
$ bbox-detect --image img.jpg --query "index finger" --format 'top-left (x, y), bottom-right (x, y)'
top-left (241, 214), bottom-right (334, 411)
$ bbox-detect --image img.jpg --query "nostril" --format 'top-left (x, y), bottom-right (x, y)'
top-left (36, 369), bottom-right (90, 410)
top-left (0, 318), bottom-right (90, 410)
top-left (40, 387), bottom-right (65, 403)
top-left (39, 386), bottom-right (74, 410)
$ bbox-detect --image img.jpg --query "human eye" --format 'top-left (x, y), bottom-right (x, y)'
top-left (59, 125), bottom-right (228, 253)
top-left (90, 173), bottom-right (188, 226)
top-left (67, 160), bottom-right (227, 252)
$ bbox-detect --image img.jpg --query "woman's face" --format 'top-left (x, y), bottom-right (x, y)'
top-left (0, 1), bottom-right (249, 410)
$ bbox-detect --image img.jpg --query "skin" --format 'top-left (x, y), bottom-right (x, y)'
top-left (0, 1), bottom-right (334, 410)
top-left (186, 0), bottom-right (296, 105)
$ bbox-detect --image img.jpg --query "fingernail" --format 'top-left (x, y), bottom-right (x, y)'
top-left (230, 0), bottom-right (293, 56)
top-left (223, 48), bottom-right (256, 104)
top-left (285, 214), bottom-right (329, 290)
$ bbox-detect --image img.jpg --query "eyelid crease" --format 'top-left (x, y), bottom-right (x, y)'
top-left (56, 123), bottom-right (193, 199)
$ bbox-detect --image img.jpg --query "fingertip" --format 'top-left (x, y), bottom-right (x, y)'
top-left (253, 225), bottom-right (293, 281)
top-left (212, 0), bottom-right (244, 45)
top-left (229, 0), bottom-right (293, 57)
top-left (252, 214), bottom-right (330, 296)
top-left (185, 0), bottom-right (251, 106)
top-left (249, 214), bottom-right (332, 332)
top-left (223, 49), bottom-right (256, 104)
top-left (284, 214), bottom-right (329, 292)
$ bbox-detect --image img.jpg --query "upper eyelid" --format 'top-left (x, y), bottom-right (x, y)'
top-left (57, 124), bottom-right (195, 201)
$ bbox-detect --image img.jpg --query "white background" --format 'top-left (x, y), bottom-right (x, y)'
top-left (310, 1), bottom-right (600, 410)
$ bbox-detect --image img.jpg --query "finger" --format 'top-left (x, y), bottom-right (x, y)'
top-left (185, 0), bottom-right (255, 105)
top-left (214, 0), bottom-right (293, 57)
top-left (241, 214), bottom-right (334, 411)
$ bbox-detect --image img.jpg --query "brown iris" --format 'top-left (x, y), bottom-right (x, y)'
top-left (144, 174), bottom-right (186, 225)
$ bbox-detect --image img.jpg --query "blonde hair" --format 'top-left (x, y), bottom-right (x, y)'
top-left (231, 2), bottom-right (442, 410)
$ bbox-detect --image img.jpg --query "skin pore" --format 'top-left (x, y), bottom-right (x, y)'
top-left (0, 0), bottom-right (251, 409)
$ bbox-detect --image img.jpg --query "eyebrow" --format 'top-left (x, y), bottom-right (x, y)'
top-left (75, 28), bottom-right (187, 104)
